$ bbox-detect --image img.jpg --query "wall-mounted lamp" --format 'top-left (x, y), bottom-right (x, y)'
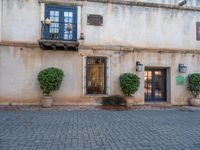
top-left (179, 64), bottom-right (187, 73)
top-left (136, 61), bottom-right (143, 72)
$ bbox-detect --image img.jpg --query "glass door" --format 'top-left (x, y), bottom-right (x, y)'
top-left (144, 69), bottom-right (166, 102)
top-left (63, 9), bottom-right (77, 40)
top-left (86, 57), bottom-right (107, 95)
top-left (45, 5), bottom-right (77, 41)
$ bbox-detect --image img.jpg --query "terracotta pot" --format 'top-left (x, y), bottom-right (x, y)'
top-left (125, 96), bottom-right (135, 106)
top-left (66, 24), bottom-right (71, 32)
top-left (189, 98), bottom-right (200, 107)
top-left (79, 32), bottom-right (85, 40)
top-left (41, 95), bottom-right (54, 108)
top-left (44, 18), bottom-right (51, 25)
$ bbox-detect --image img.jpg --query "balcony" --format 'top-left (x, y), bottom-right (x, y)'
top-left (38, 21), bottom-right (79, 51)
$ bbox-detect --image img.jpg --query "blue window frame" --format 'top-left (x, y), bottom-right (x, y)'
top-left (44, 5), bottom-right (77, 41)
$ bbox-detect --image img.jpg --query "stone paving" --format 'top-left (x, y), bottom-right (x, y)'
top-left (0, 107), bottom-right (200, 150)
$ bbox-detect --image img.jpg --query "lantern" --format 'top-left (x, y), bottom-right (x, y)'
top-left (179, 64), bottom-right (187, 73)
top-left (136, 61), bottom-right (143, 72)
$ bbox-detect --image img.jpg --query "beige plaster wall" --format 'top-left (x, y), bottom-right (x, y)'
top-left (0, 46), bottom-right (83, 105)
top-left (39, 0), bottom-right (200, 7)
top-left (108, 50), bottom-right (198, 105)
top-left (0, 46), bottom-right (199, 105)
top-left (0, 0), bottom-right (2, 41)
top-left (2, 0), bottom-right (40, 42)
top-left (137, 0), bottom-right (199, 7)
top-left (0, 0), bottom-right (200, 105)
top-left (81, 1), bottom-right (200, 49)
top-left (1, 0), bottom-right (200, 50)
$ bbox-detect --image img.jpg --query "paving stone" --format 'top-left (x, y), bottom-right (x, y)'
top-left (0, 109), bottom-right (200, 150)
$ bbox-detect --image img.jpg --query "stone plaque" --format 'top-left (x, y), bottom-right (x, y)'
top-left (176, 75), bottom-right (185, 86)
top-left (87, 14), bottom-right (103, 26)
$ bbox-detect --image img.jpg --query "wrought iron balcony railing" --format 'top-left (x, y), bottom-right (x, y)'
top-left (41, 21), bottom-right (77, 41)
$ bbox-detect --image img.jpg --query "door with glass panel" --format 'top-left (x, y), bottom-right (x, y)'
top-left (45, 5), bottom-right (77, 41)
top-left (86, 57), bottom-right (107, 95)
top-left (144, 69), bottom-right (166, 102)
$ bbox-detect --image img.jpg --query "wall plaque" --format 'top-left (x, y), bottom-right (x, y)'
top-left (176, 75), bottom-right (185, 86)
top-left (87, 14), bottom-right (103, 26)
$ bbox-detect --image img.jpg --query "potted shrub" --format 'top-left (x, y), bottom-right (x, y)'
top-left (119, 73), bottom-right (140, 106)
top-left (38, 67), bottom-right (64, 107)
top-left (188, 73), bottom-right (200, 107)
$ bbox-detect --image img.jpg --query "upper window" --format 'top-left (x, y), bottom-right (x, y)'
top-left (42, 5), bottom-right (77, 41)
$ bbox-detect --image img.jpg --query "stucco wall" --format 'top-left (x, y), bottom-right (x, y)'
top-left (1, 0), bottom-right (200, 50)
top-left (2, 0), bottom-right (40, 42)
top-left (81, 1), bottom-right (200, 49)
top-left (0, 0), bottom-right (200, 105)
top-left (0, 46), bottom-right (83, 105)
top-left (0, 46), bottom-right (198, 105)
top-left (40, 0), bottom-right (200, 7)
top-left (137, 0), bottom-right (199, 7)
top-left (108, 50), bottom-right (198, 105)
top-left (0, 0), bottom-right (2, 41)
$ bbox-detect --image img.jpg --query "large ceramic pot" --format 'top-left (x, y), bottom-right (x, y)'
top-left (189, 98), bottom-right (200, 107)
top-left (125, 96), bottom-right (144, 106)
top-left (41, 95), bottom-right (54, 108)
top-left (125, 97), bottom-right (135, 106)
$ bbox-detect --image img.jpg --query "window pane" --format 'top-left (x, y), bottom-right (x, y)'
top-left (64, 12), bottom-right (69, 17)
top-left (155, 71), bottom-right (164, 99)
top-left (50, 11), bottom-right (54, 16)
top-left (69, 12), bottom-right (73, 17)
top-left (144, 71), bottom-right (152, 99)
top-left (49, 10), bottom-right (59, 39)
top-left (63, 11), bottom-right (74, 40)
top-left (55, 17), bottom-right (59, 22)
top-left (55, 11), bottom-right (59, 16)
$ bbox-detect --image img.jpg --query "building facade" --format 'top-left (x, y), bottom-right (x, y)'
top-left (0, 0), bottom-right (200, 105)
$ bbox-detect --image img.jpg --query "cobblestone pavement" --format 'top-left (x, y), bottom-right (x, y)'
top-left (0, 107), bottom-right (200, 150)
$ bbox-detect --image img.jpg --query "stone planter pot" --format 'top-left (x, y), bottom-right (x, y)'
top-left (125, 96), bottom-right (135, 106)
top-left (189, 98), bottom-right (200, 107)
top-left (41, 95), bottom-right (54, 108)
top-left (125, 96), bottom-right (143, 106)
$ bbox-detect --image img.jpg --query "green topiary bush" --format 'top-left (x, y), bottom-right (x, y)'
top-left (38, 67), bottom-right (64, 95)
top-left (101, 95), bottom-right (127, 106)
top-left (119, 73), bottom-right (140, 96)
top-left (188, 73), bottom-right (200, 98)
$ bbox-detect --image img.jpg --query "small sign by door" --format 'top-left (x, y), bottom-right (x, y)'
top-left (176, 75), bottom-right (185, 86)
